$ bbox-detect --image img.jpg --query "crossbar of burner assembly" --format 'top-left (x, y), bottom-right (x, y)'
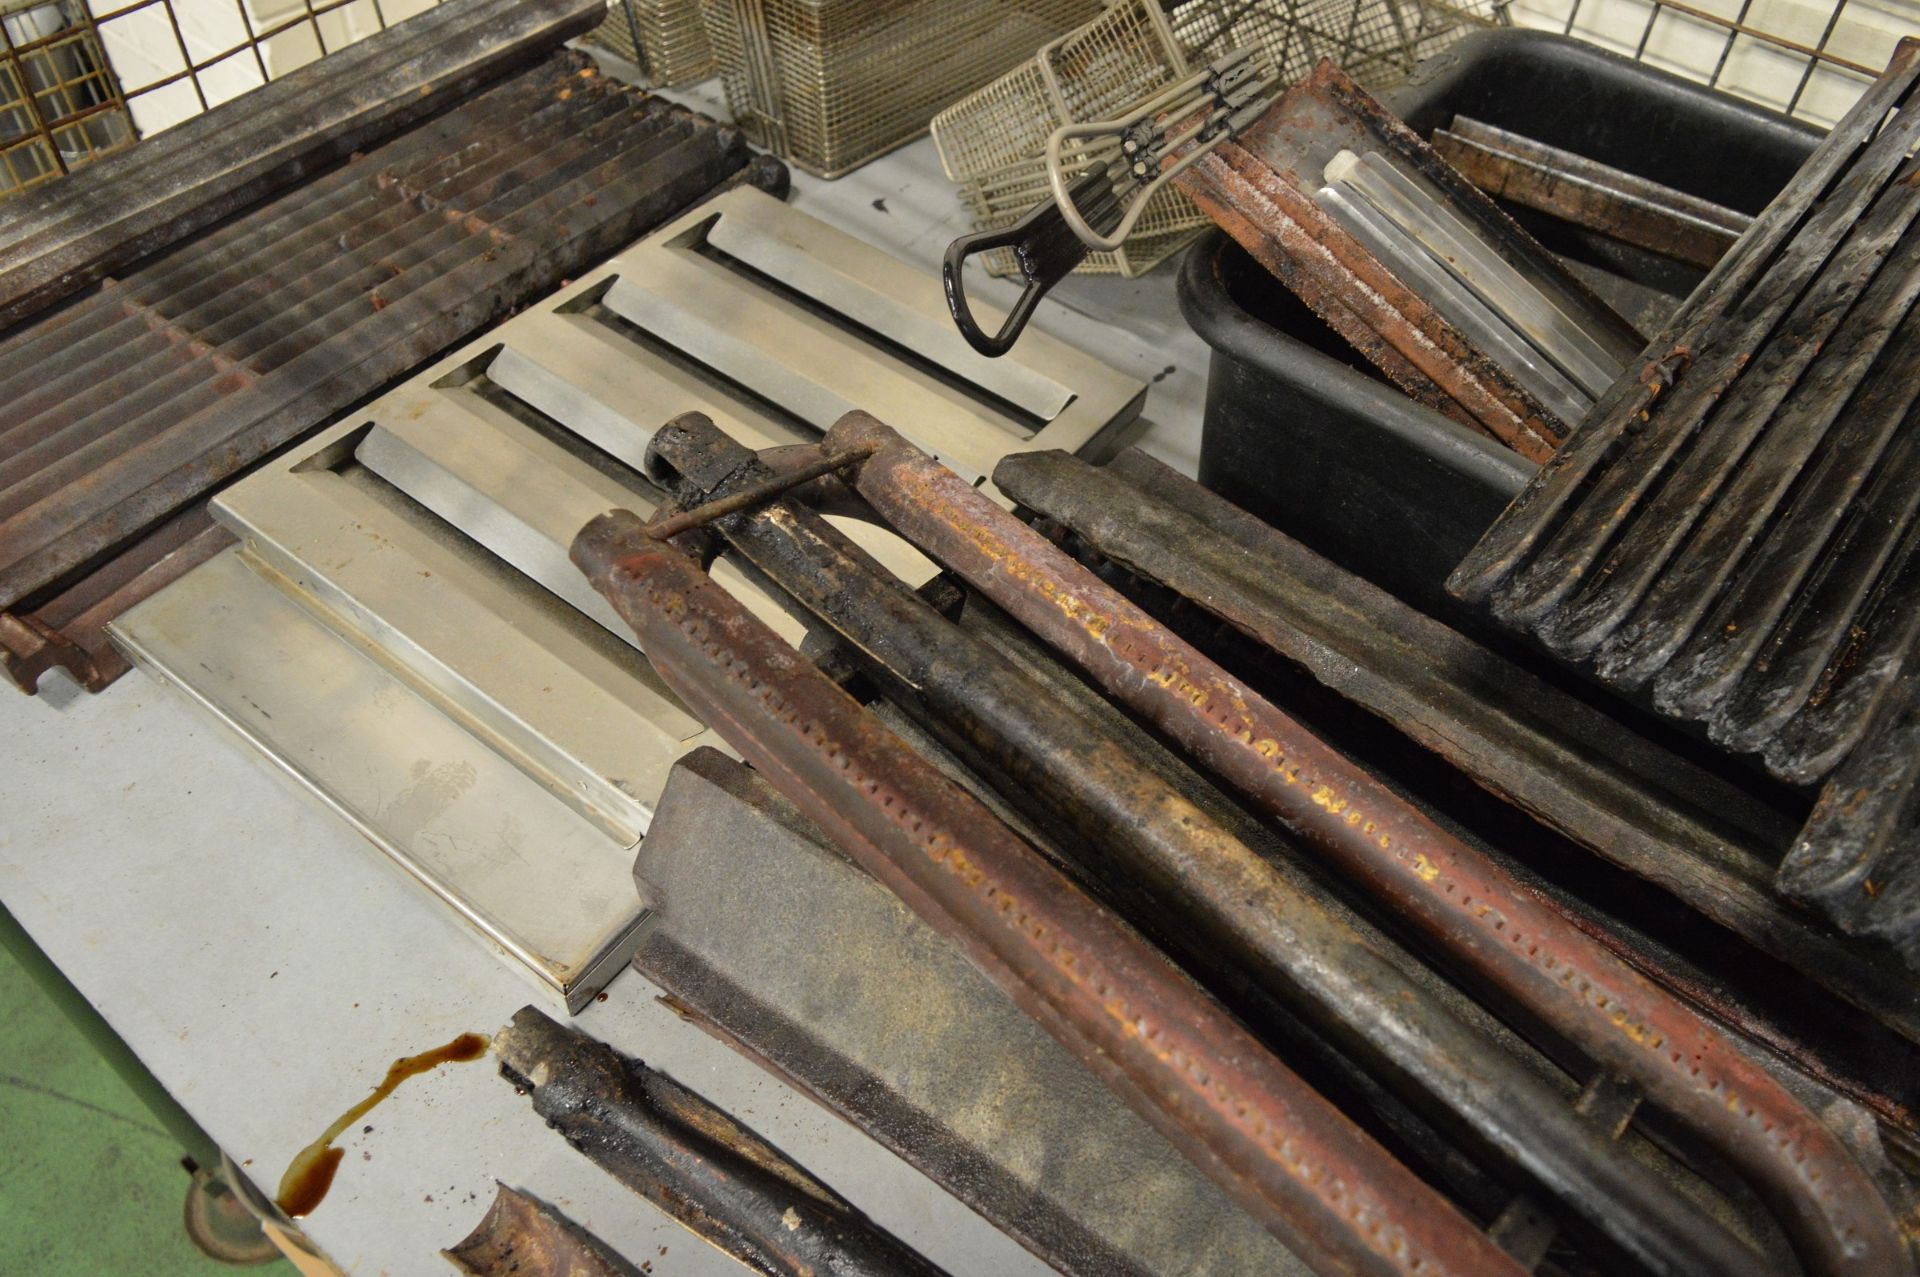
top-left (824, 414), bottom-right (1911, 1277)
top-left (642, 443), bottom-right (876, 541)
top-left (571, 510), bottom-right (1522, 1277)
top-left (641, 412), bottom-right (1766, 1277)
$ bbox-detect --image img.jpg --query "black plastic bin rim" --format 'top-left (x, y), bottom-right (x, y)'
top-left (1386, 29), bottom-right (1823, 209)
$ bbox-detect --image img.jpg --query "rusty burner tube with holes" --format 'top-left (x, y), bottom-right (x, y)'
top-left (824, 413), bottom-right (1912, 1277)
top-left (643, 412), bottom-right (1764, 1277)
top-left (493, 1007), bottom-right (948, 1277)
top-left (572, 510), bottom-right (1523, 1277)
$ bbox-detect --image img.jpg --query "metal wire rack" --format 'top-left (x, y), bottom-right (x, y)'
top-left (700, 0), bottom-right (1105, 178)
top-left (3, 0), bottom-right (131, 195)
top-left (1514, 0), bottom-right (1908, 126)
top-left (588, 0), bottom-right (713, 86)
top-left (1, 0), bottom-right (445, 201)
top-left (933, 0), bottom-right (1504, 278)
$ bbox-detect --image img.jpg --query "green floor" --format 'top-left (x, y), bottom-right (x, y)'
top-left (0, 936), bottom-right (274, 1275)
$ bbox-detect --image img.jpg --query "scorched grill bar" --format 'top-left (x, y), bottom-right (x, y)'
top-left (1451, 38), bottom-right (1920, 961)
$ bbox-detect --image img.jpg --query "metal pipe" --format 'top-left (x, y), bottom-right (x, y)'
top-left (493, 1007), bottom-right (948, 1277)
top-left (826, 412), bottom-right (1913, 1277)
top-left (571, 509), bottom-right (1523, 1277)
top-left (644, 413), bottom-right (1766, 1277)
top-left (642, 442), bottom-right (875, 541)
top-left (445, 1183), bottom-right (641, 1277)
top-left (1021, 446), bottom-right (1920, 1080)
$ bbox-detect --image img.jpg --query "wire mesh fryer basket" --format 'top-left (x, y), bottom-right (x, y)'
top-left (588, 0), bottom-right (715, 87)
top-left (932, 0), bottom-right (1506, 277)
top-left (701, 0), bottom-right (1106, 178)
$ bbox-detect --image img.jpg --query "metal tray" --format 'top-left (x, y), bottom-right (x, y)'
top-left (112, 186), bottom-right (1145, 1008)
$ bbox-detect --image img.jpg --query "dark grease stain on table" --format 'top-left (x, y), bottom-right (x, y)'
top-left (275, 1032), bottom-right (490, 1218)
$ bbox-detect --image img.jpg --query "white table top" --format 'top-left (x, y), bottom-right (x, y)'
top-left (0, 74), bottom-right (1215, 1277)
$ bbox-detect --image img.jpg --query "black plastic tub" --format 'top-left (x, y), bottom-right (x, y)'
top-left (1179, 29), bottom-right (1824, 620)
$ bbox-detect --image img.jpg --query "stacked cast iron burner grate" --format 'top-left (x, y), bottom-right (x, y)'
top-left (1450, 39), bottom-right (1920, 959)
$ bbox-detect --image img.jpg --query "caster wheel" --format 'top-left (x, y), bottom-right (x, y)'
top-left (183, 1164), bottom-right (282, 1266)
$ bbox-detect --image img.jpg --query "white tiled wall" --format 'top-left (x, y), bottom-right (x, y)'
top-left (78, 0), bottom-right (1918, 139)
top-left (91, 0), bottom-right (443, 136)
top-left (1507, 0), bottom-right (1913, 125)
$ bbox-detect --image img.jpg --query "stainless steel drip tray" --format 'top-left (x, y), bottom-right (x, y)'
top-left (107, 185), bottom-right (1147, 1008)
top-left (112, 548), bottom-right (649, 1011)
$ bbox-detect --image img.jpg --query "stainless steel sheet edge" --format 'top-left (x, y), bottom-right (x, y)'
top-left (106, 548), bottom-right (647, 1012)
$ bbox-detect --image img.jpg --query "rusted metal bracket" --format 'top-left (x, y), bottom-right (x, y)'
top-left (492, 1007), bottom-right (948, 1277)
top-left (643, 411), bottom-right (1764, 1277)
top-left (1432, 118), bottom-right (1747, 271)
top-left (444, 1183), bottom-right (642, 1277)
top-left (825, 414), bottom-right (1913, 1277)
top-left (571, 507), bottom-right (1522, 1277)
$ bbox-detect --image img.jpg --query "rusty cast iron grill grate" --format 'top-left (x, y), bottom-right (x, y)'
top-left (1450, 39), bottom-right (1920, 959)
top-left (0, 0), bottom-right (613, 329)
top-left (0, 47), bottom-right (761, 695)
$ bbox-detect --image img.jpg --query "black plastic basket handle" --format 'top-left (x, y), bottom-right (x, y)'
top-left (943, 164), bottom-right (1122, 358)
